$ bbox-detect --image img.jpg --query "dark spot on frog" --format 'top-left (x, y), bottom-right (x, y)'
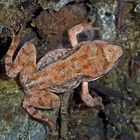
top-left (83, 65), bottom-right (89, 69)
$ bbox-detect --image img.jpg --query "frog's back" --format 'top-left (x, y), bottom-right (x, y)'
top-left (41, 41), bottom-right (109, 92)
top-left (26, 41), bottom-right (109, 93)
top-left (37, 41), bottom-right (99, 71)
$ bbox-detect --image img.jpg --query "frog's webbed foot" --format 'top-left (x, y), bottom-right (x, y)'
top-left (22, 91), bottom-right (60, 129)
top-left (81, 82), bottom-right (103, 107)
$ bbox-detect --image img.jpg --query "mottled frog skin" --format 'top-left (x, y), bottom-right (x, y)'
top-left (5, 23), bottom-right (123, 129)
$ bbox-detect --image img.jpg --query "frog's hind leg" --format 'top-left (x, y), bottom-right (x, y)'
top-left (81, 82), bottom-right (103, 107)
top-left (22, 91), bottom-right (60, 129)
top-left (5, 33), bottom-right (37, 78)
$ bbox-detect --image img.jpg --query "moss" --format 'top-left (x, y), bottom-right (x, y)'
top-left (83, 112), bottom-right (96, 125)
top-left (0, 76), bottom-right (20, 95)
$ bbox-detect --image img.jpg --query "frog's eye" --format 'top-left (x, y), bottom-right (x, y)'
top-left (103, 47), bottom-right (114, 62)
top-left (105, 45), bottom-right (123, 63)
top-left (107, 49), bottom-right (113, 58)
top-left (108, 49), bottom-right (113, 54)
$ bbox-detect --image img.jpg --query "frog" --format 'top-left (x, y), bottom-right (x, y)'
top-left (5, 22), bottom-right (123, 129)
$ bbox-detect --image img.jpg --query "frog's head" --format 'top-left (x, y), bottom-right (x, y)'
top-left (94, 40), bottom-right (123, 74)
top-left (103, 44), bottom-right (123, 64)
top-left (95, 40), bottom-right (123, 64)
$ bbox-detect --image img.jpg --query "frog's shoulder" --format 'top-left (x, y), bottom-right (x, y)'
top-left (37, 48), bottom-right (72, 70)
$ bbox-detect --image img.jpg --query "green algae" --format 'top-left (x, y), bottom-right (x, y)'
top-left (83, 112), bottom-right (96, 125)
top-left (0, 76), bottom-right (20, 95)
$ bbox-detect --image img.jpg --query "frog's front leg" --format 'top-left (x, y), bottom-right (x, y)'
top-left (81, 82), bottom-right (103, 107)
top-left (22, 90), bottom-right (60, 129)
top-left (68, 22), bottom-right (99, 47)
top-left (68, 24), bottom-right (102, 107)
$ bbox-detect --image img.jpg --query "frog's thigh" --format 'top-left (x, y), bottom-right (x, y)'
top-left (22, 91), bottom-right (60, 129)
top-left (81, 82), bottom-right (103, 107)
top-left (5, 42), bottom-right (36, 77)
top-left (18, 42), bottom-right (36, 63)
top-left (28, 91), bottom-right (60, 109)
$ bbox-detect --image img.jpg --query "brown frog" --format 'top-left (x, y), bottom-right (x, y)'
top-left (5, 23), bottom-right (123, 129)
